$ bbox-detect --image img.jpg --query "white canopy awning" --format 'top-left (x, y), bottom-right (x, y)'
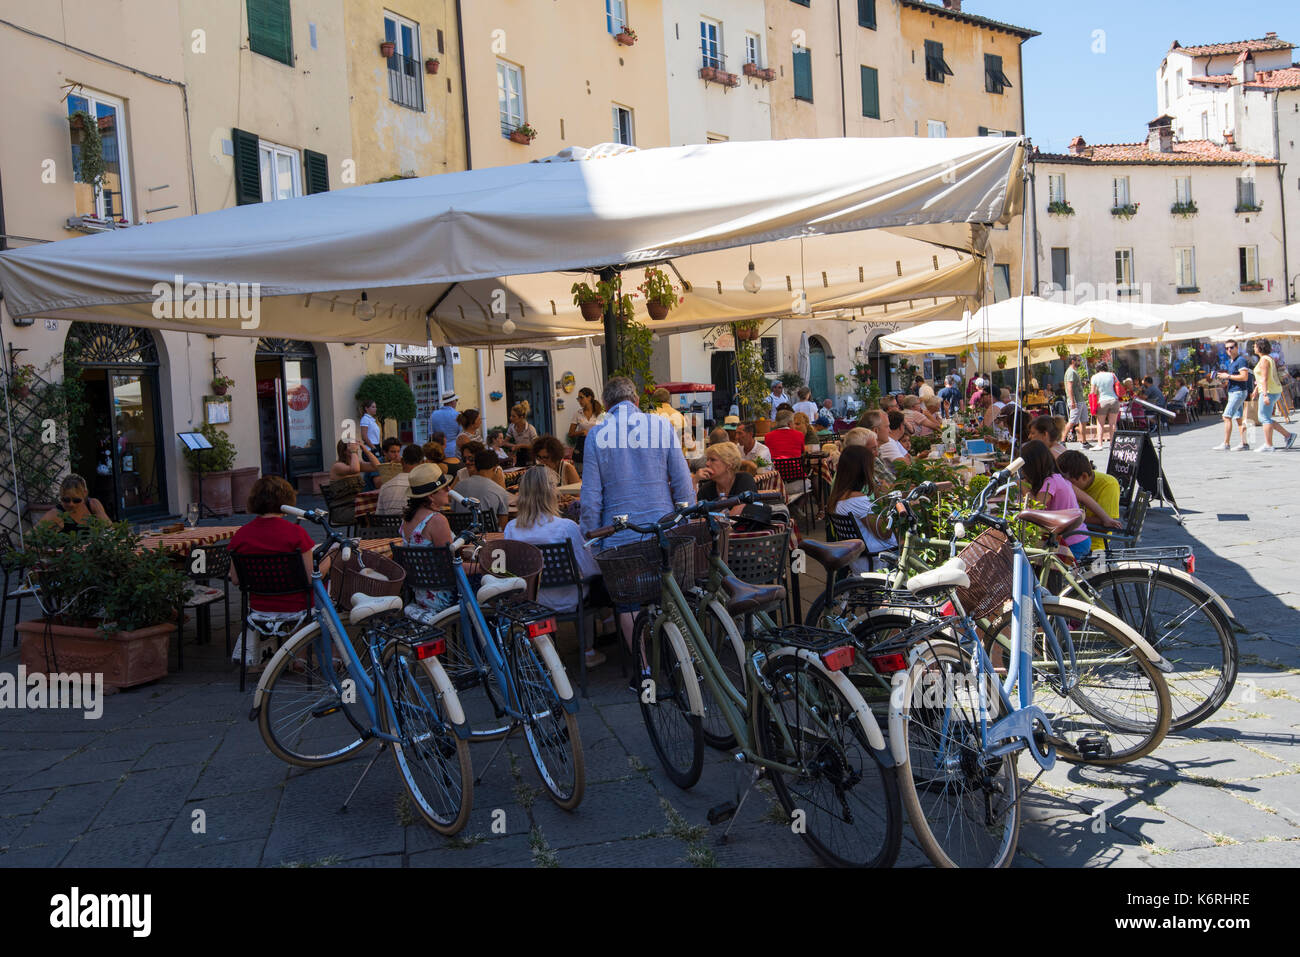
top-left (1191, 303), bottom-right (1300, 342)
top-left (0, 137), bottom-right (1025, 346)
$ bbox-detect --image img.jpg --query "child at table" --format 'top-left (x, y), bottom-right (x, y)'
top-left (1018, 440), bottom-right (1092, 561)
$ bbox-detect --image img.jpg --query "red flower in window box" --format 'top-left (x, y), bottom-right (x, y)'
top-left (508, 124), bottom-right (537, 144)
top-left (615, 29), bottom-right (637, 46)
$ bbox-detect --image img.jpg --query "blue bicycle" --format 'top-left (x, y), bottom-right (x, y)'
top-left (250, 506), bottom-right (474, 835)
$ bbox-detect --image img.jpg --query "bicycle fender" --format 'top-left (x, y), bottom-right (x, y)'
top-left (662, 620), bottom-right (704, 718)
top-left (706, 599), bottom-right (748, 689)
top-left (1050, 595), bottom-right (1172, 672)
top-left (249, 619), bottom-right (322, 715)
top-left (1090, 562), bottom-right (1236, 624)
top-left (772, 646), bottom-right (892, 764)
top-left (531, 634), bottom-right (579, 713)
top-left (420, 657), bottom-right (471, 738)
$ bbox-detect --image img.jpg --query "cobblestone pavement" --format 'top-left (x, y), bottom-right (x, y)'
top-left (1, 418), bottom-right (1297, 867)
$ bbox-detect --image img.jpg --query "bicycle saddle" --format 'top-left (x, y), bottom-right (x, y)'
top-left (477, 574), bottom-right (527, 604)
top-left (906, 557), bottom-right (969, 596)
top-left (722, 575), bottom-right (786, 615)
top-left (799, 538), bottom-right (864, 573)
top-left (350, 592), bottom-right (403, 623)
top-left (1017, 508), bottom-right (1084, 538)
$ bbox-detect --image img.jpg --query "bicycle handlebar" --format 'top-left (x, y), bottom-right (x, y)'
top-left (282, 505), bottom-right (357, 567)
top-left (583, 492), bottom-right (757, 547)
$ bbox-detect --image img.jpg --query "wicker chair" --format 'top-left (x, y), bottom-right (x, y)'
top-left (228, 550), bottom-right (312, 692)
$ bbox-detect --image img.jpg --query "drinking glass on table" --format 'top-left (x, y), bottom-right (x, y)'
top-left (185, 503), bottom-right (199, 528)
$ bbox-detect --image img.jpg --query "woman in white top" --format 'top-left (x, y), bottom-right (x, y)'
top-left (567, 387), bottom-right (604, 463)
top-left (506, 400), bottom-right (539, 453)
top-left (503, 466), bottom-right (604, 667)
top-left (828, 444), bottom-right (897, 574)
top-left (1089, 362), bottom-right (1121, 445)
top-left (792, 386), bottom-right (819, 422)
top-left (358, 400), bottom-right (381, 449)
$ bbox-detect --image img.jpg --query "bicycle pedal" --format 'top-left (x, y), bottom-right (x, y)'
top-left (706, 802), bottom-right (736, 825)
top-left (310, 698), bottom-right (343, 719)
top-left (1076, 732), bottom-right (1112, 760)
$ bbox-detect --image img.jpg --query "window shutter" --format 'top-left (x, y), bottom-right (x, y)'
top-left (978, 126), bottom-right (989, 136)
top-left (304, 149), bottom-right (329, 194)
top-left (248, 0), bottom-right (293, 65)
top-left (793, 47), bottom-right (813, 102)
top-left (232, 128), bottom-right (262, 205)
top-left (860, 66), bottom-right (879, 119)
top-left (858, 0), bottom-right (876, 29)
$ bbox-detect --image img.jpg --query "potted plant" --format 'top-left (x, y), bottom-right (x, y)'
top-left (1110, 202), bottom-right (1139, 220)
top-left (996, 355), bottom-right (1008, 369)
top-left (700, 65), bottom-right (719, 82)
top-left (68, 110), bottom-right (107, 202)
top-left (1054, 343), bottom-right (1071, 362)
top-left (1047, 200), bottom-right (1075, 216)
top-left (735, 337), bottom-right (771, 429)
top-left (572, 280), bottom-right (606, 321)
top-left (183, 421), bottom-right (237, 516)
top-left (734, 319), bottom-right (760, 342)
top-left (380, 40), bottom-right (396, 57)
top-left (1171, 200), bottom-right (1197, 217)
top-left (425, 57), bottom-right (439, 74)
top-left (509, 123), bottom-right (538, 144)
top-left (615, 27), bottom-right (637, 46)
top-left (780, 371), bottom-right (805, 393)
top-left (13, 520), bottom-right (189, 692)
top-left (638, 266), bottom-right (682, 320)
top-left (8, 363), bottom-right (37, 400)
top-left (211, 373), bottom-right (235, 396)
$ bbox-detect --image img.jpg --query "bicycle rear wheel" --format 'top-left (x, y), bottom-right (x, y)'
top-left (634, 611), bottom-right (704, 789)
top-left (432, 607), bottom-right (513, 741)
top-left (1077, 566), bottom-right (1236, 731)
top-left (754, 650), bottom-right (902, 868)
top-left (699, 601), bottom-right (747, 750)
top-left (378, 643), bottom-right (473, 835)
top-left (510, 629), bottom-right (585, 809)
top-left (890, 638), bottom-right (1021, 868)
top-left (257, 622), bottom-right (371, 768)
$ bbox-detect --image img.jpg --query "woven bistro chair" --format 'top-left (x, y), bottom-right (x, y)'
top-left (228, 550), bottom-right (313, 693)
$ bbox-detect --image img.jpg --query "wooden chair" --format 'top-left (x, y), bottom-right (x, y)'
top-left (228, 550), bottom-right (312, 692)
top-left (320, 478), bottom-right (361, 538)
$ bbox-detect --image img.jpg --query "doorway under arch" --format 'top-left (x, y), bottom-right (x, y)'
top-left (807, 335), bottom-right (832, 402)
top-left (255, 338), bottom-right (324, 483)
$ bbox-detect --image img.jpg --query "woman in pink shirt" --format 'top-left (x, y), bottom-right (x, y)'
top-left (1020, 439), bottom-right (1091, 561)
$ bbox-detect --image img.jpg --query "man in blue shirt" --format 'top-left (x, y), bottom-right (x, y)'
top-left (428, 391), bottom-right (462, 459)
top-left (938, 375), bottom-right (962, 417)
top-left (1211, 340), bottom-right (1253, 451)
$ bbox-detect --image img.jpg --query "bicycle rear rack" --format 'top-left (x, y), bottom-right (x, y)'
top-left (751, 623), bottom-right (863, 653)
top-left (482, 595), bottom-right (556, 627)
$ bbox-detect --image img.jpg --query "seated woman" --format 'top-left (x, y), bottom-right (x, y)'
top-left (329, 438), bottom-right (380, 484)
top-left (900, 394), bottom-right (942, 436)
top-left (39, 474), bottom-right (111, 528)
top-left (695, 442), bottom-right (759, 517)
top-left (398, 463), bottom-right (460, 621)
top-left (827, 445), bottom-right (897, 574)
top-left (453, 408), bottom-right (482, 462)
top-left (790, 411), bottom-right (820, 450)
top-left (228, 476), bottom-right (315, 670)
top-left (532, 434), bottom-right (581, 487)
top-left (504, 467), bottom-right (605, 668)
top-left (488, 427), bottom-right (512, 465)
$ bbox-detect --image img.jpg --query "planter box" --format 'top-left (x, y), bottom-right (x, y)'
top-left (720, 72), bottom-right (740, 87)
top-left (18, 619), bottom-right (174, 693)
top-left (743, 62), bottom-right (760, 77)
top-left (615, 31), bottom-right (636, 46)
top-left (1240, 283), bottom-right (1264, 292)
top-left (190, 469), bottom-right (234, 516)
top-left (699, 66), bottom-right (719, 82)
top-left (509, 130), bottom-right (534, 144)
top-left (230, 467), bottom-right (260, 513)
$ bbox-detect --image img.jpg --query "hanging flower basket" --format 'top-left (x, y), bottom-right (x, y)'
top-left (425, 57), bottom-right (440, 74)
top-left (647, 302), bottom-right (668, 321)
top-left (380, 41), bottom-right (396, 57)
top-left (580, 301), bottom-right (604, 321)
top-left (508, 123), bottom-right (538, 144)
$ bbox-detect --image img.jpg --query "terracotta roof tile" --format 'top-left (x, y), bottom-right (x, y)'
top-left (1188, 74), bottom-right (1234, 86)
top-left (1036, 139), bottom-right (1276, 166)
top-left (1173, 37), bottom-right (1293, 57)
top-left (1247, 66), bottom-right (1300, 90)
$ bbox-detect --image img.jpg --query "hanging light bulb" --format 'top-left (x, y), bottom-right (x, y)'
top-left (651, 332), bottom-right (661, 343)
top-left (742, 245), bottom-right (762, 294)
top-left (502, 317), bottom-right (517, 335)
top-left (357, 291), bottom-right (376, 321)
top-left (795, 289), bottom-right (809, 315)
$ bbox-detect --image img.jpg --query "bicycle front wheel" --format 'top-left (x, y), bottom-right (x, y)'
top-left (891, 638), bottom-right (1021, 868)
top-left (1077, 566), bottom-right (1236, 731)
top-left (699, 601), bottom-right (747, 750)
top-left (256, 622), bottom-right (371, 768)
top-left (986, 597), bottom-right (1172, 765)
top-left (510, 630), bottom-right (585, 809)
top-left (754, 650), bottom-right (902, 868)
top-left (634, 612), bottom-right (704, 789)
top-left (378, 643), bottom-right (473, 835)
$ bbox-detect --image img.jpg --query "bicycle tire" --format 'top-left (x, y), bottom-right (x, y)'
top-left (1074, 566), bottom-right (1236, 731)
top-left (753, 649), bottom-right (902, 868)
top-left (699, 601), bottom-right (747, 750)
top-left (633, 611), bottom-right (704, 789)
top-left (432, 606), bottom-right (514, 742)
top-left (377, 643), bottom-right (473, 835)
top-left (256, 621), bottom-right (372, 768)
top-left (510, 628), bottom-right (585, 809)
top-left (890, 637), bottom-right (1022, 868)
top-left (984, 597), bottom-right (1172, 765)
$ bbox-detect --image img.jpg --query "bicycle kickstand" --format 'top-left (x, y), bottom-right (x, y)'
top-left (711, 763), bottom-right (763, 845)
top-left (473, 727), bottom-right (515, 787)
top-left (341, 743), bottom-right (389, 814)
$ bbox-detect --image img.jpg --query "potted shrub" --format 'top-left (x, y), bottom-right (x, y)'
top-left (380, 40), bottom-right (396, 57)
top-left (183, 421), bottom-right (237, 516)
top-left (8, 363), bottom-right (36, 400)
top-left (615, 27), bottom-right (637, 46)
top-left (509, 123), bottom-right (538, 144)
top-left (572, 281), bottom-right (606, 321)
top-left (211, 373), bottom-right (234, 396)
top-left (355, 372), bottom-right (417, 428)
top-left (1054, 343), bottom-right (1071, 362)
top-left (996, 355), bottom-right (1008, 369)
top-left (13, 520), bottom-right (189, 692)
top-left (425, 57), bottom-right (439, 74)
top-left (638, 266), bottom-right (682, 320)
top-left (734, 319), bottom-right (760, 342)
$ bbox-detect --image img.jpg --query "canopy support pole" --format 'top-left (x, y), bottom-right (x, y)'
top-left (600, 266), bottom-right (619, 381)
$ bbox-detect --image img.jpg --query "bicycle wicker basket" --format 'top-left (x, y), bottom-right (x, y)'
top-left (665, 520), bottom-right (713, 584)
top-left (329, 550), bottom-right (406, 609)
top-left (954, 527), bottom-right (1014, 620)
top-left (595, 536), bottom-right (693, 607)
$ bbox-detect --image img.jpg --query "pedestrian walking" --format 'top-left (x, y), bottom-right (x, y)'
top-left (1251, 338), bottom-right (1296, 452)
top-left (1210, 340), bottom-right (1253, 451)
top-left (1063, 355), bottom-right (1090, 447)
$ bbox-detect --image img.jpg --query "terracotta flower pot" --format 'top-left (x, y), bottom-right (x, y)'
top-left (426, 58), bottom-right (439, 74)
top-left (753, 418), bottom-right (773, 436)
top-left (380, 41), bottom-right (396, 57)
top-left (213, 383), bottom-right (228, 396)
top-left (509, 130), bottom-right (533, 144)
top-left (580, 300), bottom-right (604, 321)
top-left (615, 31), bottom-right (636, 46)
top-left (647, 301), bottom-right (669, 321)
top-left (191, 469), bottom-right (234, 516)
top-left (18, 618), bottom-right (175, 693)
top-left (230, 466), bottom-right (260, 514)
top-left (743, 62), bottom-right (760, 77)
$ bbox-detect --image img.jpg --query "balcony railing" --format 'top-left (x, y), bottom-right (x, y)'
top-left (387, 53), bottom-right (424, 112)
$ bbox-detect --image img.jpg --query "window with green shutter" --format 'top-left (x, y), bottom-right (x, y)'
top-left (860, 65), bottom-right (879, 119)
top-left (304, 150), bottom-right (329, 194)
top-left (985, 53), bottom-right (1012, 94)
top-left (793, 46), bottom-right (813, 102)
top-left (231, 128), bottom-right (263, 205)
top-left (248, 0), bottom-right (293, 65)
top-left (858, 0), bottom-right (876, 29)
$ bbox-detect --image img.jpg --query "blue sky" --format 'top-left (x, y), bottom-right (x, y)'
top-left (970, 0), bottom-right (1299, 153)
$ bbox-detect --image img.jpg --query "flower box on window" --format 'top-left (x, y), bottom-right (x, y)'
top-left (743, 62), bottom-right (760, 77)
top-left (1235, 203), bottom-right (1262, 214)
top-left (1047, 200), bottom-right (1075, 216)
top-left (508, 124), bottom-right (537, 144)
top-left (1240, 282), bottom-right (1264, 292)
top-left (720, 71), bottom-right (740, 87)
top-left (700, 65), bottom-right (719, 82)
top-left (1110, 203), bottom-right (1139, 220)
top-left (1170, 201), bottom-right (1198, 217)
top-left (615, 29), bottom-right (637, 46)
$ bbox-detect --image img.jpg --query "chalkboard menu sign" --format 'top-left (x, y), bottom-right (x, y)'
top-left (1106, 430), bottom-right (1176, 508)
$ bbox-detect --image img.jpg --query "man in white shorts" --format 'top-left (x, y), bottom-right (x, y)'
top-left (1063, 355), bottom-right (1090, 447)
top-left (1211, 340), bottom-right (1253, 451)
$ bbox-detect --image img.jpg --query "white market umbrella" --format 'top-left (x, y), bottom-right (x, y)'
top-left (797, 331), bottom-right (811, 387)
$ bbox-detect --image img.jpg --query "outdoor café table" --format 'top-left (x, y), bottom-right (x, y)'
top-left (136, 526), bottom-right (240, 556)
top-left (556, 482), bottom-right (582, 495)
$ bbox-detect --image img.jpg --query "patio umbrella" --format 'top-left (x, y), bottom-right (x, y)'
top-left (797, 332), bottom-right (811, 388)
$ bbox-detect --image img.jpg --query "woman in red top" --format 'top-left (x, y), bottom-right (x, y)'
top-left (228, 476), bottom-right (315, 668)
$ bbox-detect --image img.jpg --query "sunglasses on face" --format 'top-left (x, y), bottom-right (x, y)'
top-left (61, 496), bottom-right (84, 504)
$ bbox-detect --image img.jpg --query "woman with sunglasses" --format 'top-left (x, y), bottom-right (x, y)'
top-left (39, 474), bottom-right (110, 527)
